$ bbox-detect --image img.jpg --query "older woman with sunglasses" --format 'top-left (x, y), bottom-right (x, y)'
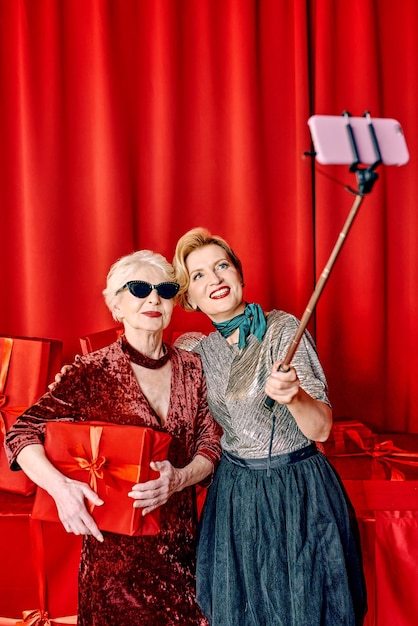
top-left (173, 228), bottom-right (367, 626)
top-left (5, 249), bottom-right (222, 626)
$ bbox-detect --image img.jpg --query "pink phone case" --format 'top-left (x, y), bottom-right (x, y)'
top-left (308, 115), bottom-right (409, 166)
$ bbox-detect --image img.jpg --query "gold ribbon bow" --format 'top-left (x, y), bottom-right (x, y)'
top-left (58, 425), bottom-right (142, 512)
top-left (15, 609), bottom-right (51, 625)
top-left (71, 425), bottom-right (107, 494)
top-left (10, 609), bottom-right (77, 625)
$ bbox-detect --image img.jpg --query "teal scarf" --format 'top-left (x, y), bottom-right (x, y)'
top-left (212, 303), bottom-right (267, 348)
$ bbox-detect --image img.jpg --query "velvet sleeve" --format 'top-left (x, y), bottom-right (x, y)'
top-left (187, 355), bottom-right (222, 487)
top-left (4, 359), bottom-right (89, 470)
top-left (192, 370), bottom-right (222, 487)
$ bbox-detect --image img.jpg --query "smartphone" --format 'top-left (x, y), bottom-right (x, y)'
top-left (307, 115), bottom-right (409, 166)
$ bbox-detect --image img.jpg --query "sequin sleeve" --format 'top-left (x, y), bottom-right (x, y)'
top-left (193, 310), bottom-right (330, 458)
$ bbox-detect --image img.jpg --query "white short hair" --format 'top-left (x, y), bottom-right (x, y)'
top-left (103, 250), bottom-right (176, 321)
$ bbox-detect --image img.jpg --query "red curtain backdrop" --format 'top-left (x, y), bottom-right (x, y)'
top-left (0, 0), bottom-right (417, 434)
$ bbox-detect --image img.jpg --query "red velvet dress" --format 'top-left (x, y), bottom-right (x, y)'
top-left (5, 339), bottom-right (222, 626)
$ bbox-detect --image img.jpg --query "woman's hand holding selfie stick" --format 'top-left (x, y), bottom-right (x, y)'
top-left (264, 111), bottom-right (391, 410)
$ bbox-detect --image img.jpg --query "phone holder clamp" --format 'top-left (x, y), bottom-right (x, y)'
top-left (343, 110), bottom-right (382, 195)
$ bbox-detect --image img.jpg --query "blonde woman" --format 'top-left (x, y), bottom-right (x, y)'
top-left (173, 228), bottom-right (367, 626)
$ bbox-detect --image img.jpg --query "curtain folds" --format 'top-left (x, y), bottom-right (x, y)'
top-left (1, 0), bottom-right (417, 433)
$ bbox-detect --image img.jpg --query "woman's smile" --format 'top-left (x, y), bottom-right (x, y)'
top-left (210, 286), bottom-right (230, 299)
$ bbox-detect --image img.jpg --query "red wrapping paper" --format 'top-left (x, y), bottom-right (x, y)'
top-left (328, 436), bottom-right (418, 482)
top-left (328, 434), bottom-right (418, 626)
top-left (328, 433), bottom-right (418, 514)
top-left (322, 419), bottom-right (377, 455)
top-left (0, 491), bottom-right (80, 622)
top-left (79, 326), bottom-right (123, 355)
top-left (32, 421), bottom-right (172, 535)
top-left (0, 336), bottom-right (62, 495)
top-left (343, 479), bottom-right (418, 517)
top-left (374, 512), bottom-right (418, 626)
top-left (355, 512), bottom-right (418, 626)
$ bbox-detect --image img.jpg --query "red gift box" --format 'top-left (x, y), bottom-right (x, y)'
top-left (322, 418), bottom-right (377, 456)
top-left (0, 491), bottom-right (80, 624)
top-left (328, 435), bottom-right (418, 484)
top-left (0, 336), bottom-right (62, 495)
top-left (343, 483), bottom-right (418, 626)
top-left (328, 433), bottom-right (418, 626)
top-left (32, 421), bottom-right (172, 535)
top-left (79, 326), bottom-right (123, 355)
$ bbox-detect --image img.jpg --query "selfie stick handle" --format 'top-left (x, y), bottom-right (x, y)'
top-left (264, 193), bottom-right (364, 410)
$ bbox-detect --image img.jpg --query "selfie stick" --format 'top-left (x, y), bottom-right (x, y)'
top-left (264, 111), bottom-right (382, 410)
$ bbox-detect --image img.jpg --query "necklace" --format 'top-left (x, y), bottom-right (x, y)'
top-left (121, 336), bottom-right (171, 369)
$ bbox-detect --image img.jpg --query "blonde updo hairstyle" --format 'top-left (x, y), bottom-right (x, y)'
top-left (173, 227), bottom-right (244, 312)
top-left (103, 250), bottom-right (176, 322)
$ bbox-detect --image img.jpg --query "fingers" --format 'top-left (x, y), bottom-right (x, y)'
top-left (54, 480), bottom-right (105, 542)
top-left (128, 460), bottom-right (175, 515)
top-left (48, 364), bottom-right (73, 390)
top-left (58, 500), bottom-right (104, 542)
top-left (81, 516), bottom-right (104, 542)
top-left (76, 486), bottom-right (105, 540)
top-left (128, 483), bottom-right (164, 513)
top-left (270, 362), bottom-right (296, 380)
top-left (61, 509), bottom-right (104, 542)
top-left (265, 363), bottom-right (300, 405)
top-left (150, 460), bottom-right (164, 472)
top-left (47, 371), bottom-right (63, 390)
top-left (83, 484), bottom-right (105, 507)
top-left (137, 500), bottom-right (160, 516)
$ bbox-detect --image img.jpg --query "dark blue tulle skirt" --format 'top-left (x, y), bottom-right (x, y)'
top-left (196, 445), bottom-right (367, 626)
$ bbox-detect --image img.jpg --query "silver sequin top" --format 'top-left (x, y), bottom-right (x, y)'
top-left (185, 310), bottom-right (330, 458)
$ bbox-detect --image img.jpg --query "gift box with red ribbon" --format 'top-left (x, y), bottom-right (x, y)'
top-left (327, 433), bottom-right (418, 626)
top-left (32, 421), bottom-right (172, 535)
top-left (0, 336), bottom-right (62, 495)
top-left (322, 418), bottom-right (377, 456)
top-left (328, 435), bottom-right (418, 485)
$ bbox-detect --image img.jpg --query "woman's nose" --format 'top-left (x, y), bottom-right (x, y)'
top-left (147, 287), bottom-right (161, 302)
top-left (209, 270), bottom-right (222, 284)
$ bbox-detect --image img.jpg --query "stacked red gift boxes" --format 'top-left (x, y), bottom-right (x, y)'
top-left (323, 419), bottom-right (418, 626)
top-left (0, 336), bottom-right (80, 625)
top-left (3, 334), bottom-right (418, 626)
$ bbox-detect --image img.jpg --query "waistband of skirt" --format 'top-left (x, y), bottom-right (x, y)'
top-left (222, 443), bottom-right (318, 469)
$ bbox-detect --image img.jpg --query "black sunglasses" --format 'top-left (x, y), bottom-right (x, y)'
top-left (119, 280), bottom-right (180, 299)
